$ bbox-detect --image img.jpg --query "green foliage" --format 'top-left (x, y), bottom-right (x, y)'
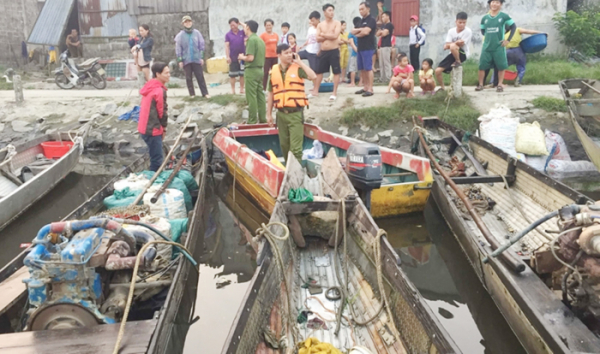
top-left (167, 83), bottom-right (182, 89)
top-left (531, 96), bottom-right (567, 112)
top-left (341, 92), bottom-right (481, 132)
top-left (182, 94), bottom-right (246, 108)
top-left (553, 9), bottom-right (600, 57)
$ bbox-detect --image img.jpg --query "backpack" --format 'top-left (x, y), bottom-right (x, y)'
top-left (415, 24), bottom-right (426, 46)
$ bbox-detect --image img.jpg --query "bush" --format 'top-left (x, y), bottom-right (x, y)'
top-left (531, 96), bottom-right (567, 112)
top-left (553, 9), bottom-right (600, 57)
top-left (341, 92), bottom-right (481, 132)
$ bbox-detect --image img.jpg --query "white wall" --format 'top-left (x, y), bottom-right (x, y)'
top-left (396, 0), bottom-right (568, 65)
top-left (209, 0), bottom-right (363, 57)
top-left (209, 0), bottom-right (568, 64)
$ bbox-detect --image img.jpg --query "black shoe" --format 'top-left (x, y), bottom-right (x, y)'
top-left (362, 91), bottom-right (374, 97)
top-left (355, 89), bottom-right (365, 95)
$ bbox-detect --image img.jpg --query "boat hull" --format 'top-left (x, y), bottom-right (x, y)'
top-left (420, 120), bottom-right (600, 353)
top-left (213, 124), bottom-right (433, 219)
top-left (0, 134), bottom-right (84, 232)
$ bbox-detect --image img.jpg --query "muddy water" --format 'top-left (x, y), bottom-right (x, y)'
top-left (185, 174), bottom-right (525, 354)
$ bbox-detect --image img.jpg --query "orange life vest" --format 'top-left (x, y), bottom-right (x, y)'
top-left (270, 64), bottom-right (308, 109)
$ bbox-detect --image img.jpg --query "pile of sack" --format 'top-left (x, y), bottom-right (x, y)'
top-left (478, 105), bottom-right (599, 180)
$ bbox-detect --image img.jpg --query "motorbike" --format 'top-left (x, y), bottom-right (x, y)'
top-left (54, 50), bottom-right (106, 90)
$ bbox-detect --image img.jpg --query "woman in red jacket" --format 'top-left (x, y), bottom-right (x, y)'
top-left (138, 62), bottom-right (170, 171)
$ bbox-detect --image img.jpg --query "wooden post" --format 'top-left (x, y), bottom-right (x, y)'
top-left (451, 66), bottom-right (463, 97)
top-left (13, 75), bottom-right (24, 105)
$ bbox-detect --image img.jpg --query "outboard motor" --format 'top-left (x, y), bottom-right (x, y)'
top-left (345, 143), bottom-right (383, 211)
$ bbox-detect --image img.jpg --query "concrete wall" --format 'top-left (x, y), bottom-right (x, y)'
top-left (0, 0), bottom-right (41, 66)
top-left (83, 12), bottom-right (211, 63)
top-left (395, 0), bottom-right (568, 65)
top-left (209, 0), bottom-right (363, 58)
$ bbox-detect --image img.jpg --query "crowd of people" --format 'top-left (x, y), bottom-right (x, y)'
top-left (134, 0), bottom-right (544, 171)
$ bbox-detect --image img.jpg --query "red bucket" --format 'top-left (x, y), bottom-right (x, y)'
top-left (41, 141), bottom-right (74, 159)
top-left (504, 70), bottom-right (518, 81)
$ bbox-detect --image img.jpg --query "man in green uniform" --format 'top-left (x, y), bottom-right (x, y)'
top-left (477, 0), bottom-right (516, 92)
top-left (267, 44), bottom-right (316, 163)
top-left (239, 20), bottom-right (266, 123)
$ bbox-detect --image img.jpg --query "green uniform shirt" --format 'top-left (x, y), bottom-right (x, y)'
top-left (267, 65), bottom-right (308, 92)
top-left (480, 12), bottom-right (514, 52)
top-left (245, 33), bottom-right (266, 68)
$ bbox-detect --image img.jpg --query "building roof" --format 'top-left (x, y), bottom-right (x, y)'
top-left (28, 0), bottom-right (76, 46)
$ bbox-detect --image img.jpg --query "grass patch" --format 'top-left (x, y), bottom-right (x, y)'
top-left (173, 103), bottom-right (185, 110)
top-left (167, 83), bottom-right (182, 89)
top-left (342, 97), bottom-right (354, 109)
top-left (531, 96), bottom-right (567, 112)
top-left (341, 92), bottom-right (481, 131)
top-left (0, 80), bottom-right (13, 90)
top-left (437, 57), bottom-right (600, 86)
top-left (182, 94), bottom-right (247, 108)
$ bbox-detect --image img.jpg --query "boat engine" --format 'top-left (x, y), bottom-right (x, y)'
top-left (532, 202), bottom-right (600, 331)
top-left (22, 219), bottom-right (159, 331)
top-left (345, 143), bottom-right (382, 211)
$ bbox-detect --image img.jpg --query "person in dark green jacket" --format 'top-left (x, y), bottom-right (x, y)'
top-left (238, 20), bottom-right (266, 124)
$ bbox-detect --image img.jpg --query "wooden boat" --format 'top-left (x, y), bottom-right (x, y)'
top-left (224, 149), bottom-right (459, 353)
top-left (213, 123), bottom-right (433, 219)
top-left (415, 117), bottom-right (600, 353)
top-left (0, 127), bottom-right (90, 232)
top-left (0, 136), bottom-right (208, 354)
top-left (559, 79), bottom-right (600, 170)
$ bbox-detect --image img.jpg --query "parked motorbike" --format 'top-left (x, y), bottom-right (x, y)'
top-left (54, 50), bottom-right (106, 90)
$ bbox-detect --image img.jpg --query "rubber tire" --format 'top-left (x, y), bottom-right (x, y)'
top-left (55, 73), bottom-right (74, 90)
top-left (90, 72), bottom-right (107, 90)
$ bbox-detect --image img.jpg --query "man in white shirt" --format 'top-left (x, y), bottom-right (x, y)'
top-left (408, 15), bottom-right (426, 71)
top-left (298, 11), bottom-right (321, 92)
top-left (435, 11), bottom-right (472, 91)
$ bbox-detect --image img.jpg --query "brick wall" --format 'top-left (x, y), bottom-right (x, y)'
top-left (0, 0), bottom-right (41, 67)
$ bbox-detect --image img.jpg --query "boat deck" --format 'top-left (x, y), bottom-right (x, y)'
top-left (0, 320), bottom-right (156, 354)
top-left (295, 239), bottom-right (405, 353)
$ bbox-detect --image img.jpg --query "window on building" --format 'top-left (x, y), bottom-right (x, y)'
top-left (391, 0), bottom-right (420, 36)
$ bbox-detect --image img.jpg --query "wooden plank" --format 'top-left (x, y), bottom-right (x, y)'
top-left (282, 200), bottom-right (355, 214)
top-left (0, 320), bottom-right (156, 354)
top-left (0, 266), bottom-right (27, 317)
top-left (451, 175), bottom-right (515, 185)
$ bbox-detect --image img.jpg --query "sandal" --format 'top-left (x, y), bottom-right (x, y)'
top-left (496, 85), bottom-right (504, 92)
top-left (475, 85), bottom-right (484, 91)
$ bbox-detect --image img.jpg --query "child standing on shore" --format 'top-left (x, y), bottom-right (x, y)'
top-left (477, 0), bottom-right (516, 92)
top-left (339, 21), bottom-right (350, 84)
top-left (387, 53), bottom-right (414, 98)
top-left (419, 58), bottom-right (435, 94)
top-left (288, 33), bottom-right (297, 52)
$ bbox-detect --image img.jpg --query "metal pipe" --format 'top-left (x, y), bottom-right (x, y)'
top-left (415, 123), bottom-right (526, 273)
top-left (485, 210), bottom-right (560, 262)
top-left (130, 114), bottom-right (194, 206)
top-left (150, 133), bottom-right (203, 204)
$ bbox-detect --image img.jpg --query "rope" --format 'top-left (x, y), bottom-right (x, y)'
top-left (112, 240), bottom-right (197, 354)
top-left (331, 200), bottom-right (384, 328)
top-left (303, 296), bottom-right (357, 346)
top-left (252, 222), bottom-right (298, 349)
top-left (373, 229), bottom-right (402, 345)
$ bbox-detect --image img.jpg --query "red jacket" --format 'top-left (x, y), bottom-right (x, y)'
top-left (138, 79), bottom-right (168, 136)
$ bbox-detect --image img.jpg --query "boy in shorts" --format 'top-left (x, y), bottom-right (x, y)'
top-left (347, 17), bottom-right (361, 87)
top-left (435, 12), bottom-right (472, 92)
top-left (477, 0), bottom-right (516, 92)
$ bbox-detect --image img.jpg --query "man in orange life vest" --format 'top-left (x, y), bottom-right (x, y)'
top-left (267, 43), bottom-right (317, 163)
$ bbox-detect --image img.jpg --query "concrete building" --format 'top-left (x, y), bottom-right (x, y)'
top-left (1, 0), bottom-right (568, 68)
top-left (0, 0), bottom-right (43, 67)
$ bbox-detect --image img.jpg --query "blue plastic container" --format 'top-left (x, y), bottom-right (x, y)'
top-left (520, 34), bottom-right (548, 54)
top-left (319, 82), bottom-right (334, 93)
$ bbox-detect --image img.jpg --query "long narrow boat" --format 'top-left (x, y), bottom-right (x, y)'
top-left (559, 78), bottom-right (600, 170)
top-left (0, 136), bottom-right (208, 354)
top-left (224, 149), bottom-right (460, 353)
top-left (213, 123), bottom-right (433, 218)
top-left (0, 127), bottom-right (90, 232)
top-left (415, 117), bottom-right (600, 353)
